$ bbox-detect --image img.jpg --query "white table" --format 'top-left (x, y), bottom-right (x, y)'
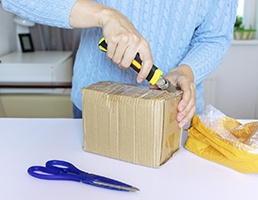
top-left (0, 118), bottom-right (257, 200)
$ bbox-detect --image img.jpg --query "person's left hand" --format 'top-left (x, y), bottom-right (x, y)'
top-left (150, 64), bottom-right (196, 128)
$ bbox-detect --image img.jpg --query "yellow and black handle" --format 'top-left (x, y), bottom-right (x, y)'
top-left (98, 38), bottom-right (163, 85)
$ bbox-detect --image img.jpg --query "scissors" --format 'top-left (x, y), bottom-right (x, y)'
top-left (27, 160), bottom-right (139, 192)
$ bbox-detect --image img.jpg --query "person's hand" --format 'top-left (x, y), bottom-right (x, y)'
top-left (101, 9), bottom-right (153, 83)
top-left (70, 0), bottom-right (153, 83)
top-left (150, 64), bottom-right (196, 128)
top-left (167, 65), bottom-right (196, 128)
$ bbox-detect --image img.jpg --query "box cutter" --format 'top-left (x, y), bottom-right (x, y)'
top-left (98, 38), bottom-right (177, 93)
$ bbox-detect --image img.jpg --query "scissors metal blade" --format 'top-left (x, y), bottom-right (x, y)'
top-left (93, 180), bottom-right (140, 192)
top-left (81, 172), bottom-right (140, 192)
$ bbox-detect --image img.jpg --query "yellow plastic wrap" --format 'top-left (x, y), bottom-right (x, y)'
top-left (185, 105), bottom-right (258, 173)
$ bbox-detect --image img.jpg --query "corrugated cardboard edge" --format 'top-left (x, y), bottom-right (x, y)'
top-left (160, 128), bottom-right (183, 166)
top-left (158, 94), bottom-right (183, 167)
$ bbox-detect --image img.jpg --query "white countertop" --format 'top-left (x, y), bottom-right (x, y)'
top-left (0, 51), bottom-right (73, 94)
top-left (0, 51), bottom-right (73, 65)
top-left (0, 118), bottom-right (257, 200)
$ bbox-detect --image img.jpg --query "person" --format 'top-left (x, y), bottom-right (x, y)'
top-left (2, 0), bottom-right (238, 128)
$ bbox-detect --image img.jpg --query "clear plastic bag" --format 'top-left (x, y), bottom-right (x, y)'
top-left (185, 105), bottom-right (258, 173)
top-left (199, 105), bottom-right (258, 154)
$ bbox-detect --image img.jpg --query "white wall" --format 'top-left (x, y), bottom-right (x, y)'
top-left (0, 5), bottom-right (16, 56)
top-left (203, 40), bottom-right (258, 119)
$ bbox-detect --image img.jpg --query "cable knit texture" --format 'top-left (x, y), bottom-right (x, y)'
top-left (2, 0), bottom-right (76, 28)
top-left (3, 0), bottom-right (238, 113)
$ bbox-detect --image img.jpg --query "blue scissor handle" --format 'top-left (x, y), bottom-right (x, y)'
top-left (46, 160), bottom-right (87, 175)
top-left (27, 160), bottom-right (83, 182)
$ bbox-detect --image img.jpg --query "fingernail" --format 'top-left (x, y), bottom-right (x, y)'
top-left (179, 122), bottom-right (185, 129)
top-left (178, 123), bottom-right (183, 129)
top-left (177, 115), bottom-right (182, 122)
top-left (114, 59), bottom-right (120, 64)
top-left (137, 78), bottom-right (144, 83)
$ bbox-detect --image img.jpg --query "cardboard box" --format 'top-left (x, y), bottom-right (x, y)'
top-left (82, 81), bottom-right (182, 168)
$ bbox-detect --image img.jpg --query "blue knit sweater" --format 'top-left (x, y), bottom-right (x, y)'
top-left (3, 0), bottom-right (238, 113)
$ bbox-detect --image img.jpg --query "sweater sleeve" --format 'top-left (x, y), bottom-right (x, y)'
top-left (179, 0), bottom-right (238, 85)
top-left (2, 0), bottom-right (77, 29)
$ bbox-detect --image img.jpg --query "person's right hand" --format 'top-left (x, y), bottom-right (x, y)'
top-left (70, 0), bottom-right (153, 83)
top-left (101, 9), bottom-right (153, 83)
